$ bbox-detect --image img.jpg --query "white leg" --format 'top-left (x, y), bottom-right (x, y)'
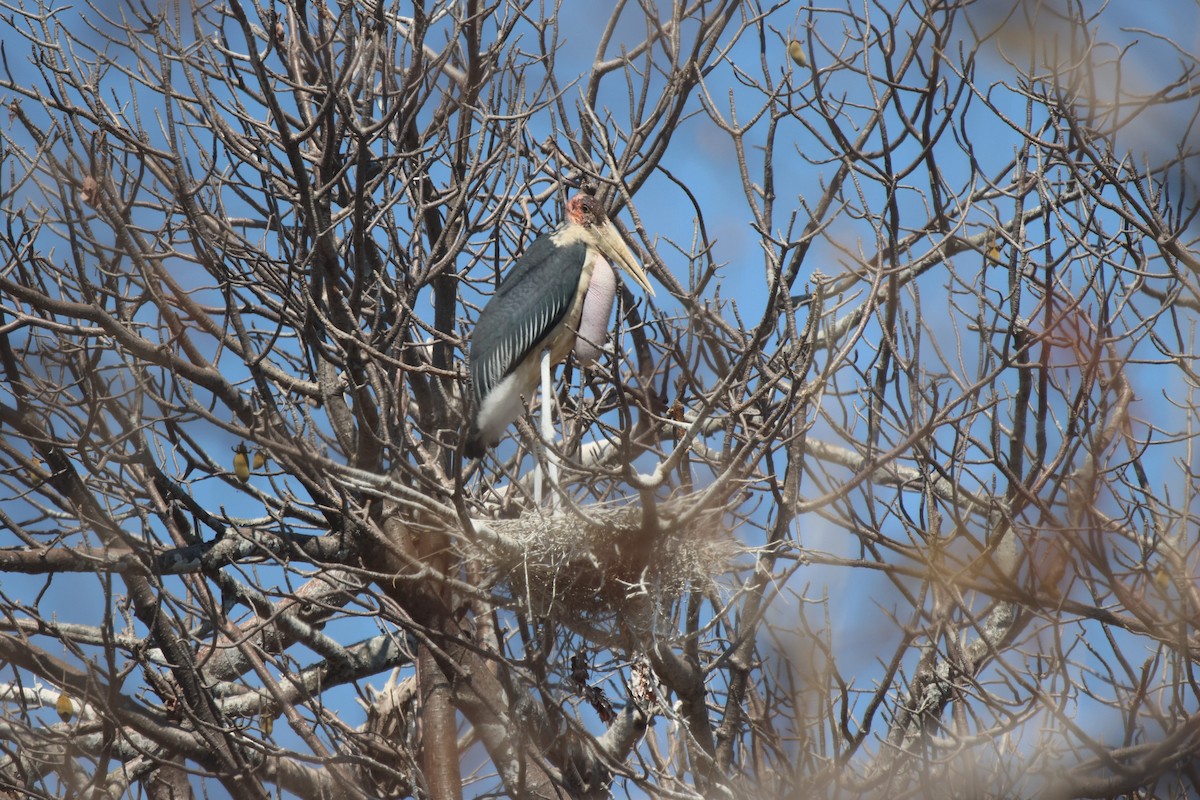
top-left (540, 348), bottom-right (558, 511)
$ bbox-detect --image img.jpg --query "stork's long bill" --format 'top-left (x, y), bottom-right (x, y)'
top-left (575, 206), bottom-right (654, 297)
top-left (464, 194), bottom-right (655, 457)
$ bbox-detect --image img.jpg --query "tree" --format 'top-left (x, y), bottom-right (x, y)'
top-left (1, 0), bottom-right (1198, 797)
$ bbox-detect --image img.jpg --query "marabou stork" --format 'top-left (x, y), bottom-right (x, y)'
top-left (465, 193), bottom-right (655, 458)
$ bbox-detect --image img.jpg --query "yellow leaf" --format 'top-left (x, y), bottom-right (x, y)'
top-left (55, 692), bottom-right (74, 722)
top-left (1152, 564), bottom-right (1171, 592)
top-left (788, 40), bottom-right (807, 69)
top-left (233, 443), bottom-right (251, 483)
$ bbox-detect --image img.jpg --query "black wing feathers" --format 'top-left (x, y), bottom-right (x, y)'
top-left (469, 235), bottom-right (586, 404)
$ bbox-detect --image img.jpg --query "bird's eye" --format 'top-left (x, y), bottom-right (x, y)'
top-left (579, 197), bottom-right (596, 222)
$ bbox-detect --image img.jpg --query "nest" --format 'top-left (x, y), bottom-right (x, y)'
top-left (469, 498), bottom-right (733, 643)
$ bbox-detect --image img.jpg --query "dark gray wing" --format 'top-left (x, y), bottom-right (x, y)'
top-left (469, 234), bottom-right (586, 405)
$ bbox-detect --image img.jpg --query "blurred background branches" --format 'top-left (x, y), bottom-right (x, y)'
top-left (0, 0), bottom-right (1198, 797)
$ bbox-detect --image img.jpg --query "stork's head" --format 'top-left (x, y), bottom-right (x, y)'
top-left (565, 194), bottom-right (655, 297)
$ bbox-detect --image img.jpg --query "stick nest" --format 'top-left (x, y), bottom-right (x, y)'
top-left (470, 498), bottom-right (733, 640)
